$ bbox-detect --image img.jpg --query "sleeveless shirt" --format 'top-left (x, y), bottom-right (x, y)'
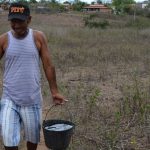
top-left (2, 29), bottom-right (42, 106)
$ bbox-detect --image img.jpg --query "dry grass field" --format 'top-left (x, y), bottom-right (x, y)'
top-left (0, 10), bottom-right (150, 150)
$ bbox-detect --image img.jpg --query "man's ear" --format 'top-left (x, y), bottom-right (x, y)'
top-left (27, 16), bottom-right (32, 24)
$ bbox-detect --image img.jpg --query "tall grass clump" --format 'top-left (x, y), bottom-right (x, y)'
top-left (83, 13), bottom-right (109, 29)
top-left (126, 17), bottom-right (150, 29)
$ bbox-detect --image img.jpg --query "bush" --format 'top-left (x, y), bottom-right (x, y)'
top-left (126, 17), bottom-right (150, 29)
top-left (85, 20), bottom-right (109, 29)
top-left (83, 14), bottom-right (109, 29)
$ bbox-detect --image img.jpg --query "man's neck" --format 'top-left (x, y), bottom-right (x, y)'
top-left (12, 28), bottom-right (29, 39)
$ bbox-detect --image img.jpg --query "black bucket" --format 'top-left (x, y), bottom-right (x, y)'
top-left (42, 105), bottom-right (75, 150)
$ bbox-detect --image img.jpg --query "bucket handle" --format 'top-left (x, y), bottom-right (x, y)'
top-left (43, 104), bottom-right (73, 123)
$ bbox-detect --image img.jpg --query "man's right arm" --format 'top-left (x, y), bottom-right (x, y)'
top-left (0, 33), bottom-right (7, 59)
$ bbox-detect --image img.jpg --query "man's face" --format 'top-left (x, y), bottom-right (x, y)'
top-left (10, 16), bottom-right (31, 37)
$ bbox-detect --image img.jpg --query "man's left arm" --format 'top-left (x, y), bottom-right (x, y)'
top-left (0, 34), bottom-right (7, 59)
top-left (35, 31), bottom-right (65, 104)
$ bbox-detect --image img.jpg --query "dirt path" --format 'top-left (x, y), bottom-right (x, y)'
top-left (37, 108), bottom-right (49, 150)
top-left (37, 131), bottom-right (48, 150)
top-left (19, 125), bottom-right (49, 150)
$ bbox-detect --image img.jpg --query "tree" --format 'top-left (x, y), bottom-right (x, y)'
top-left (112, 0), bottom-right (135, 14)
top-left (63, 1), bottom-right (71, 5)
top-left (72, 1), bottom-right (87, 11)
top-left (147, 0), bottom-right (150, 8)
top-left (29, 0), bottom-right (37, 3)
top-left (51, 0), bottom-right (57, 4)
top-left (91, 1), bottom-right (95, 5)
top-left (97, 0), bottom-right (102, 4)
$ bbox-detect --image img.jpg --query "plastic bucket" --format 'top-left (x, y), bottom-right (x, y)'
top-left (42, 105), bottom-right (75, 150)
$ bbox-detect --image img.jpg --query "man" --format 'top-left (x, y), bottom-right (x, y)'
top-left (0, 2), bottom-right (65, 150)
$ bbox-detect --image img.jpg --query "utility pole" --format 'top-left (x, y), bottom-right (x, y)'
top-left (133, 4), bottom-right (136, 21)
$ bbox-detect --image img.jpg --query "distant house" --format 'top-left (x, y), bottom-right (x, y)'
top-left (0, 7), bottom-right (3, 13)
top-left (0, 3), bottom-right (10, 10)
top-left (136, 1), bottom-right (149, 9)
top-left (62, 3), bottom-right (71, 11)
top-left (35, 6), bottom-right (51, 14)
top-left (83, 4), bottom-right (112, 13)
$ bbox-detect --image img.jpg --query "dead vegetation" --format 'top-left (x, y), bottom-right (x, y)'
top-left (0, 11), bottom-right (150, 150)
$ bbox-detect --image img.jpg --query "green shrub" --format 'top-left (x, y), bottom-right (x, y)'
top-left (83, 15), bottom-right (109, 29)
top-left (126, 17), bottom-right (150, 29)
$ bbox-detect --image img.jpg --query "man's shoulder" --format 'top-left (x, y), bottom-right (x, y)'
top-left (0, 32), bottom-right (8, 55)
top-left (0, 32), bottom-right (8, 45)
top-left (32, 29), bottom-right (46, 43)
top-left (0, 32), bottom-right (8, 40)
top-left (33, 30), bottom-right (44, 37)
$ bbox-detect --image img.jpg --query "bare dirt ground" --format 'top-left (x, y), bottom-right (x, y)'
top-left (36, 131), bottom-right (48, 150)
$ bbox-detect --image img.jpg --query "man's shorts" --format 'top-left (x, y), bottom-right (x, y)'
top-left (0, 98), bottom-right (42, 146)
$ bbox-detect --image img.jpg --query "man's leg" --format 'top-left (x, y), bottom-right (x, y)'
top-left (1, 99), bottom-right (21, 149)
top-left (27, 141), bottom-right (37, 150)
top-left (20, 104), bottom-right (42, 150)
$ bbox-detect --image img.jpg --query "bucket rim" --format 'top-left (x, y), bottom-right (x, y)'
top-left (42, 119), bottom-right (75, 128)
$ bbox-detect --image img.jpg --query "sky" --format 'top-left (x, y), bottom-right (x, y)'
top-left (136, 0), bottom-right (146, 1)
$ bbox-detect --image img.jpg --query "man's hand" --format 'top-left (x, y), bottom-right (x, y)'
top-left (52, 93), bottom-right (68, 105)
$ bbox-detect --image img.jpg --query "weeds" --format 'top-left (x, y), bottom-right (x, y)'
top-left (83, 14), bottom-right (109, 29)
top-left (0, 12), bottom-right (150, 150)
top-left (120, 71), bottom-right (149, 123)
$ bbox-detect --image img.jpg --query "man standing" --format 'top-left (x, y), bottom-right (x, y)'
top-left (0, 2), bottom-right (65, 150)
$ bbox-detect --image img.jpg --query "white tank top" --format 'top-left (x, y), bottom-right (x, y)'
top-left (2, 29), bottom-right (42, 106)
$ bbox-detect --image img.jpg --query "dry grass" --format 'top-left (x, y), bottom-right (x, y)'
top-left (0, 11), bottom-right (150, 149)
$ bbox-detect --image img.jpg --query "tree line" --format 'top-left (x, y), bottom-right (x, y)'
top-left (0, 0), bottom-right (150, 17)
